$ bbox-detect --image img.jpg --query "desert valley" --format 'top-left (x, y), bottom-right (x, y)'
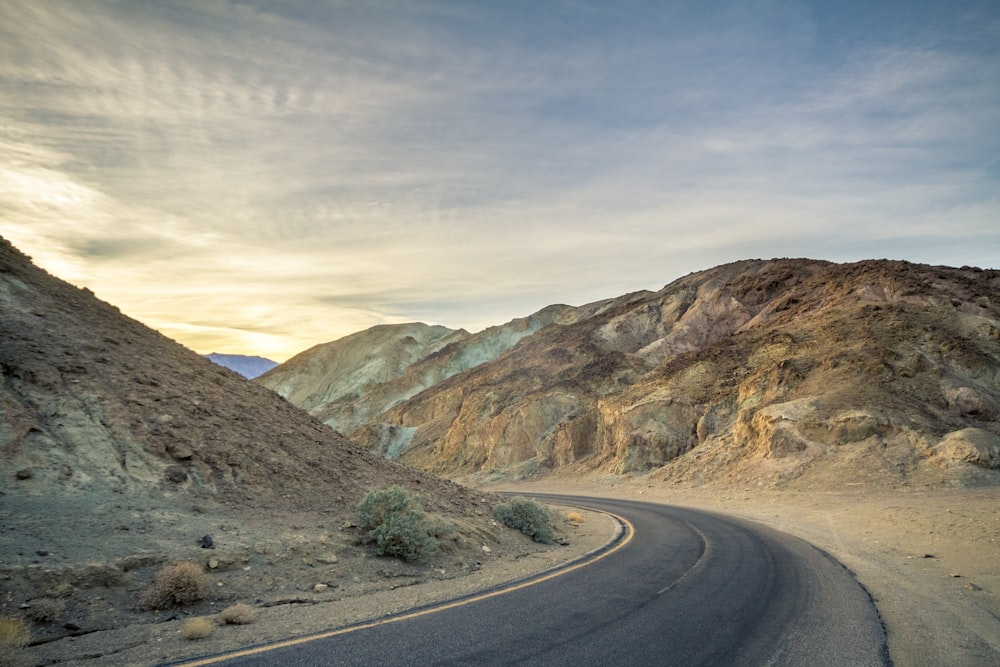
top-left (2, 235), bottom-right (999, 666)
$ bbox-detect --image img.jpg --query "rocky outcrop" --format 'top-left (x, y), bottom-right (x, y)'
top-left (258, 322), bottom-right (466, 433)
top-left (258, 304), bottom-right (585, 435)
top-left (342, 259), bottom-right (1000, 488)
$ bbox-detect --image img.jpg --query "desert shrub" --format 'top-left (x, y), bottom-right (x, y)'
top-left (493, 497), bottom-right (554, 544)
top-left (357, 486), bottom-right (438, 562)
top-left (358, 485), bottom-right (413, 530)
top-left (0, 616), bottom-right (29, 648)
top-left (219, 603), bottom-right (256, 625)
top-left (182, 616), bottom-right (216, 640)
top-left (566, 510), bottom-right (585, 524)
top-left (140, 562), bottom-right (211, 610)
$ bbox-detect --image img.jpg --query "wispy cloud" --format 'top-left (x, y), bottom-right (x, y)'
top-left (1, 0), bottom-right (997, 360)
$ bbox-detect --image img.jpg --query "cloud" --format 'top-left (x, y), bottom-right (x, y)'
top-left (0, 0), bottom-right (997, 360)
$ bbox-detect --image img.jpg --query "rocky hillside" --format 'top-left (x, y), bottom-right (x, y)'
top-left (0, 235), bottom-right (476, 507)
top-left (0, 236), bottom-right (542, 646)
top-left (258, 304), bottom-right (593, 435)
top-left (276, 258), bottom-right (1000, 489)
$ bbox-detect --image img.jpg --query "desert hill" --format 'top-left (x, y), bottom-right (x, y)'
top-left (0, 236), bottom-right (551, 650)
top-left (258, 303), bottom-right (592, 435)
top-left (0, 235), bottom-right (466, 506)
top-left (267, 258), bottom-right (1000, 489)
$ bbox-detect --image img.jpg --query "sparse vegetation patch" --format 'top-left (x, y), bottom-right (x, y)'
top-left (493, 497), bottom-right (554, 544)
top-left (357, 486), bottom-right (439, 562)
top-left (219, 603), bottom-right (257, 625)
top-left (140, 562), bottom-right (211, 610)
top-left (182, 616), bottom-right (216, 640)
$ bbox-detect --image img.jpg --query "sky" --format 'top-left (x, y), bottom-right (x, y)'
top-left (2, 1), bottom-right (998, 362)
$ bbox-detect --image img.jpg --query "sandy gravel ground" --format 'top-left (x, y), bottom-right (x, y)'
top-left (500, 480), bottom-right (1000, 667)
top-left (13, 503), bottom-right (614, 667)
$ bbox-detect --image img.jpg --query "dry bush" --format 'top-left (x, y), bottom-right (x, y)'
top-left (566, 510), bottom-right (585, 524)
top-left (219, 603), bottom-right (256, 625)
top-left (182, 617), bottom-right (216, 640)
top-left (0, 617), bottom-right (29, 648)
top-left (140, 562), bottom-right (211, 610)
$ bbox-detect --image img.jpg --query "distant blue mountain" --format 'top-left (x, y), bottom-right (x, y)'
top-left (205, 353), bottom-right (279, 379)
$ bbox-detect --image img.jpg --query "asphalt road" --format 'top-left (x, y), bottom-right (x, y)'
top-left (180, 495), bottom-right (890, 666)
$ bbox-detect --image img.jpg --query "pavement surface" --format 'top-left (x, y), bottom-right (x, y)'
top-left (175, 495), bottom-right (890, 666)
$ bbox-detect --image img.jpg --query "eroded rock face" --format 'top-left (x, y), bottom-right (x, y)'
top-left (258, 305), bottom-right (582, 435)
top-left (935, 429), bottom-right (1000, 469)
top-left (279, 258), bottom-right (1000, 488)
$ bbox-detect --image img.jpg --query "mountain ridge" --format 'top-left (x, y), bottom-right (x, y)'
top-left (263, 257), bottom-right (1000, 489)
top-left (205, 353), bottom-right (278, 379)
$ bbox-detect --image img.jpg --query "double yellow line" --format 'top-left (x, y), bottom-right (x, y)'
top-left (171, 506), bottom-right (634, 666)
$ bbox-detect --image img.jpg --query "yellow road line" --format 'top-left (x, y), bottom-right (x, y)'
top-left (171, 507), bottom-right (635, 666)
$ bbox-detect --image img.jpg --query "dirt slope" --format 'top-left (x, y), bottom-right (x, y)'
top-left (0, 236), bottom-right (549, 657)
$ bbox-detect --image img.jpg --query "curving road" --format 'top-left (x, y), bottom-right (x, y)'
top-left (178, 495), bottom-right (890, 666)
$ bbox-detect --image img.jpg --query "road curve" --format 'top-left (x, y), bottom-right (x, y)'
top-left (177, 495), bottom-right (890, 666)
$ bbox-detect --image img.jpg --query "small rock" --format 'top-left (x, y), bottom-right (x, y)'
top-left (950, 573), bottom-right (962, 578)
top-left (208, 558), bottom-right (219, 569)
top-left (965, 582), bottom-right (983, 591)
top-left (166, 442), bottom-right (194, 460)
top-left (481, 545), bottom-right (492, 554)
top-left (198, 535), bottom-right (215, 549)
top-left (312, 583), bottom-right (328, 593)
top-left (923, 554), bottom-right (935, 559)
top-left (316, 554), bottom-right (339, 564)
top-left (36, 549), bottom-right (49, 557)
top-left (15, 468), bottom-right (33, 480)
